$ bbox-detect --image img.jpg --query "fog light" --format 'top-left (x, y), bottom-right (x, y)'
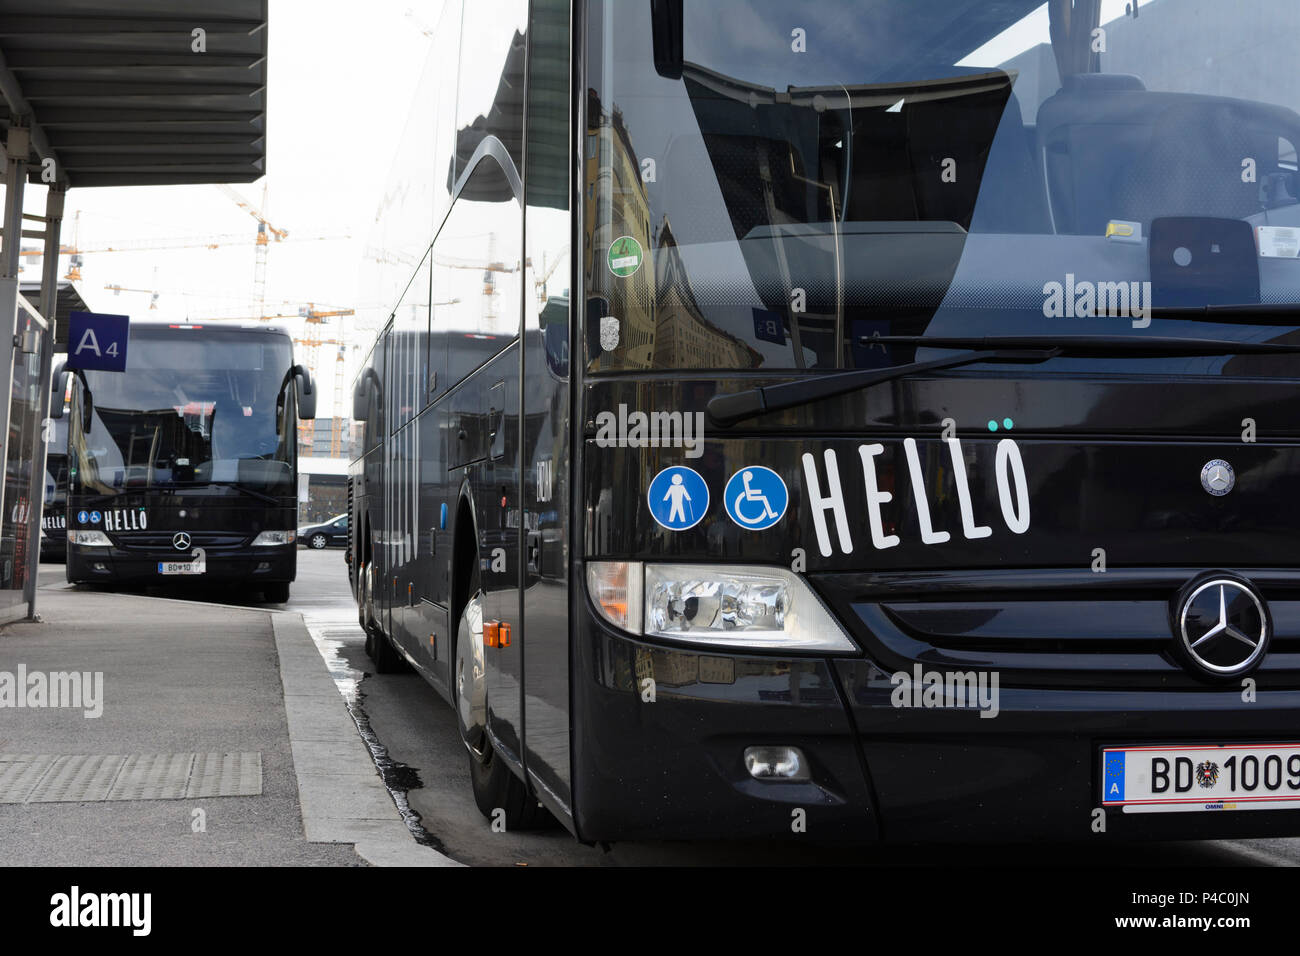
top-left (256, 562), bottom-right (270, 571)
top-left (92, 562), bottom-right (108, 572)
top-left (744, 746), bottom-right (809, 781)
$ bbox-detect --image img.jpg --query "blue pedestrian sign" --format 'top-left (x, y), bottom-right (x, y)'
top-left (724, 465), bottom-right (788, 530)
top-left (76, 510), bottom-right (89, 524)
top-left (66, 311), bottom-right (129, 373)
top-left (647, 465), bottom-right (709, 531)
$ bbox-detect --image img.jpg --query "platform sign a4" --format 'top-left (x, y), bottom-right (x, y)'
top-left (66, 311), bottom-right (129, 373)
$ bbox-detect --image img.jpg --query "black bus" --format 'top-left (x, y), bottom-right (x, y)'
top-left (40, 414), bottom-right (68, 562)
top-left (351, 0), bottom-right (1300, 843)
top-left (57, 321), bottom-right (315, 603)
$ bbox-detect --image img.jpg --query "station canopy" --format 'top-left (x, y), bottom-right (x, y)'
top-left (0, 0), bottom-right (268, 187)
top-left (19, 278), bottom-right (88, 326)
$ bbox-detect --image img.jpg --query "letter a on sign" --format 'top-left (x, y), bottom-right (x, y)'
top-left (66, 311), bottom-right (130, 373)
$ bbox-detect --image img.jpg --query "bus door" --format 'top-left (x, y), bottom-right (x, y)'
top-left (481, 364), bottom-right (524, 766)
top-left (519, 0), bottom-right (573, 809)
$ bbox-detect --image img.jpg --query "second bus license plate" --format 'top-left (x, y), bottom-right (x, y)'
top-left (158, 560), bottom-right (204, 575)
top-left (1102, 743), bottom-right (1300, 813)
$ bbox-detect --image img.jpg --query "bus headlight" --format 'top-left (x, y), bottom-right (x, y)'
top-left (251, 530), bottom-right (295, 546)
top-left (588, 561), bottom-right (857, 653)
top-left (68, 530), bottom-right (111, 547)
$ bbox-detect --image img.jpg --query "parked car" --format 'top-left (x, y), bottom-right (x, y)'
top-left (299, 513), bottom-right (348, 550)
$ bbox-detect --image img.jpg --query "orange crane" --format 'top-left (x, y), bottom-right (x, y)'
top-left (296, 304), bottom-right (354, 456)
top-left (217, 183), bottom-right (289, 322)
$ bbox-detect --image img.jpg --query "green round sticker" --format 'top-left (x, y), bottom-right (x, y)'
top-left (607, 235), bottom-right (643, 278)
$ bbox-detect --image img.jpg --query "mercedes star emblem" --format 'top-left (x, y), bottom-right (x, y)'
top-left (172, 532), bottom-right (191, 551)
top-left (1200, 459), bottom-right (1235, 496)
top-left (1175, 576), bottom-right (1269, 678)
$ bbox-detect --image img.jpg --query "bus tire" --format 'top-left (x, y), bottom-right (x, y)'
top-left (361, 560), bottom-right (409, 674)
top-left (469, 745), bottom-right (552, 831)
top-left (263, 582), bottom-right (290, 603)
top-left (455, 560), bottom-right (552, 831)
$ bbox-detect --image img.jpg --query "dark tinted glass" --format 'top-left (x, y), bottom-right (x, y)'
top-left (584, 0), bottom-right (1300, 376)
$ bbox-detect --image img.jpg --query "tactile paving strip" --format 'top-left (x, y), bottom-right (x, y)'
top-left (0, 752), bottom-right (262, 803)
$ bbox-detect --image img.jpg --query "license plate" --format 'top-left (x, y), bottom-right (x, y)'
top-left (158, 560), bottom-right (204, 575)
top-left (1102, 744), bottom-right (1300, 813)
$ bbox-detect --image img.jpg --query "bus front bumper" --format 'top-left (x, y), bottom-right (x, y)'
top-left (67, 544), bottom-right (296, 584)
top-left (572, 613), bottom-right (1300, 844)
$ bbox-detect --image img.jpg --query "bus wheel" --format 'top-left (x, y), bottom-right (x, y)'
top-left (362, 560), bottom-right (408, 674)
top-left (264, 582), bottom-right (290, 603)
top-left (455, 565), bottom-right (551, 831)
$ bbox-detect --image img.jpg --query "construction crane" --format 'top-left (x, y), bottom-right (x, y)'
top-left (104, 284), bottom-right (314, 313)
top-left (21, 223), bottom-right (346, 283)
top-left (104, 274), bottom-right (160, 310)
top-left (286, 336), bottom-right (349, 457)
top-left (295, 304), bottom-right (353, 457)
top-left (217, 183), bottom-right (289, 322)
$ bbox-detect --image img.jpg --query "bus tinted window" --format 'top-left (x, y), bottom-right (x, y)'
top-left (72, 330), bottom-right (295, 493)
top-left (584, 0), bottom-right (1300, 374)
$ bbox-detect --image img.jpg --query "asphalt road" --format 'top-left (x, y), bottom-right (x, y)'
top-left (279, 550), bottom-right (1300, 866)
top-left (51, 548), bottom-right (1300, 866)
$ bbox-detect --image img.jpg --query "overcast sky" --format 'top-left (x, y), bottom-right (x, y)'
top-left (19, 0), bottom-right (442, 419)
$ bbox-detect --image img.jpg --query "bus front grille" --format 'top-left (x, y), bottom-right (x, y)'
top-left (812, 569), bottom-right (1300, 689)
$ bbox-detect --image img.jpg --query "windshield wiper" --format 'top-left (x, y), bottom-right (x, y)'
top-left (1149, 302), bottom-right (1300, 323)
top-left (707, 333), bottom-right (1300, 427)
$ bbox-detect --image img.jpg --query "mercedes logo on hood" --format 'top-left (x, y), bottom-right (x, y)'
top-left (1173, 574), bottom-right (1270, 679)
top-left (1200, 459), bottom-right (1235, 496)
top-left (172, 532), bottom-right (191, 551)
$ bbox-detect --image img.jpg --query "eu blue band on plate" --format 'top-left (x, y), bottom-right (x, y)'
top-left (1104, 752), bottom-right (1125, 801)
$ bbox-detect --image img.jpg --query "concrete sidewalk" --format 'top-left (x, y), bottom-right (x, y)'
top-left (0, 582), bottom-right (453, 866)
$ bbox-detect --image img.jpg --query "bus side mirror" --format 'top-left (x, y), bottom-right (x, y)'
top-left (50, 361), bottom-right (67, 419)
top-left (651, 0), bottom-right (683, 80)
top-left (352, 377), bottom-right (369, 422)
top-left (294, 364), bottom-right (317, 420)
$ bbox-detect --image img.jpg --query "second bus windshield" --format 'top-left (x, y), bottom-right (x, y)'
top-left (71, 330), bottom-right (295, 495)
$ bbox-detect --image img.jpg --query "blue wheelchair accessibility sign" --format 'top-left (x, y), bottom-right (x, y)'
top-left (723, 465), bottom-right (788, 530)
top-left (647, 466), bottom-right (709, 531)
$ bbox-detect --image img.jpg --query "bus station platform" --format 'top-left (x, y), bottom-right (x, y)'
top-left (0, 572), bottom-right (455, 867)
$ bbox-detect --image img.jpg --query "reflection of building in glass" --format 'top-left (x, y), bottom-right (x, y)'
top-left (652, 218), bottom-right (761, 369)
top-left (586, 96), bottom-right (655, 369)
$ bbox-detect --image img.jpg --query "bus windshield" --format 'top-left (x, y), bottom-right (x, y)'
top-left (585, 0), bottom-right (1300, 373)
top-left (70, 328), bottom-right (296, 495)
